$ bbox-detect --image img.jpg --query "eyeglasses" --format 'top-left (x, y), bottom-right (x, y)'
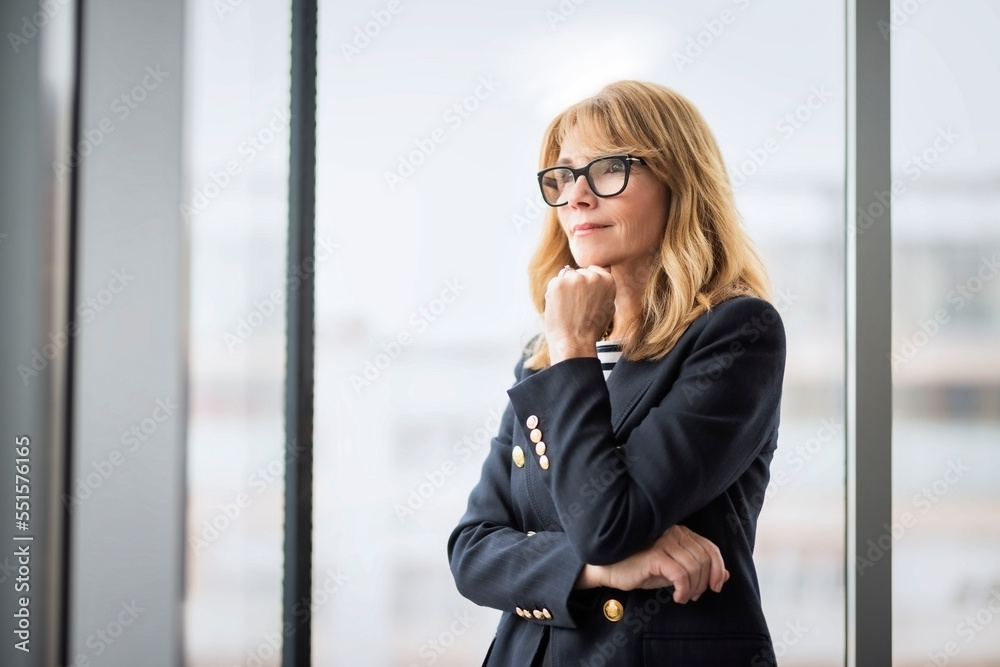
top-left (536, 155), bottom-right (645, 207)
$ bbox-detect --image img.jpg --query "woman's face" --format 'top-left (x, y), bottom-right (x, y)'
top-left (555, 129), bottom-right (670, 280)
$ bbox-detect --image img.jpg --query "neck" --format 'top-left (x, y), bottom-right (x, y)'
top-left (606, 264), bottom-right (646, 341)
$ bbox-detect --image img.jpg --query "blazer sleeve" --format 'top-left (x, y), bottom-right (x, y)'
top-left (505, 297), bottom-right (786, 565)
top-left (447, 358), bottom-right (588, 629)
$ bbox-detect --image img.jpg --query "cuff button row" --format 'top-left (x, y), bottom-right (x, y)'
top-left (516, 607), bottom-right (551, 620)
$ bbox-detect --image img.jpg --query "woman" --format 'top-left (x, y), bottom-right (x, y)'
top-left (448, 80), bottom-right (786, 666)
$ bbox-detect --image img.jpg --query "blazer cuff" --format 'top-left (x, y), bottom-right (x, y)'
top-left (506, 530), bottom-right (586, 629)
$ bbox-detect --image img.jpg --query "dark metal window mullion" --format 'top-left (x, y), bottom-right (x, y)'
top-left (283, 0), bottom-right (318, 664)
top-left (846, 0), bottom-right (893, 664)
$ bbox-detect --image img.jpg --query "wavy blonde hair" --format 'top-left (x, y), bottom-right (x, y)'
top-left (525, 80), bottom-right (770, 369)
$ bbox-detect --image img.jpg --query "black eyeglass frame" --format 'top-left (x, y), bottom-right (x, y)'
top-left (536, 154), bottom-right (646, 207)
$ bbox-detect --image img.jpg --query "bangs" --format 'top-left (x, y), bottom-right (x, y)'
top-left (545, 97), bottom-right (646, 164)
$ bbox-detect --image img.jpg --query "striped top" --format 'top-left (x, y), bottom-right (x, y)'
top-left (596, 340), bottom-right (623, 380)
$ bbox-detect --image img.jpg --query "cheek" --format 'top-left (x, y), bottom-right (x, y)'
top-left (618, 213), bottom-right (664, 248)
top-left (555, 210), bottom-right (573, 236)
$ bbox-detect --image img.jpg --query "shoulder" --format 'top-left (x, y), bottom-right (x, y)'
top-left (692, 296), bottom-right (785, 346)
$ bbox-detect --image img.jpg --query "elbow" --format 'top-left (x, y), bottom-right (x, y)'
top-left (447, 529), bottom-right (469, 586)
top-left (447, 527), bottom-right (483, 600)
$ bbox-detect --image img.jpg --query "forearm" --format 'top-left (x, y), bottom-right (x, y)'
top-left (449, 524), bottom-right (585, 628)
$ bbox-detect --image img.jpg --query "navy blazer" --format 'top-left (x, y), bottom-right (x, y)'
top-left (448, 297), bottom-right (786, 667)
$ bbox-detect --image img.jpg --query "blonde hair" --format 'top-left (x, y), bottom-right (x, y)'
top-left (525, 80), bottom-right (770, 369)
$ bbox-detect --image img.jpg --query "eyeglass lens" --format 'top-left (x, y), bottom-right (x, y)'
top-left (540, 156), bottom-right (629, 206)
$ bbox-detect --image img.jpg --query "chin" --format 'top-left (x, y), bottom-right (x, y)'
top-left (568, 247), bottom-right (604, 269)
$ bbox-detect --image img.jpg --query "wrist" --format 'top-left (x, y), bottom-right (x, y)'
top-left (574, 564), bottom-right (606, 590)
top-left (548, 338), bottom-right (597, 364)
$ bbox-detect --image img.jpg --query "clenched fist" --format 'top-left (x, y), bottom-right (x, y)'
top-left (544, 265), bottom-right (616, 364)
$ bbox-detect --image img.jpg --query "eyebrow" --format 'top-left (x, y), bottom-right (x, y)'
top-left (555, 154), bottom-right (589, 167)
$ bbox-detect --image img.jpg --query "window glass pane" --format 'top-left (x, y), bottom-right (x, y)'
top-left (183, 1), bottom-right (291, 664)
top-left (891, 2), bottom-right (1000, 665)
top-left (315, 2), bottom-right (845, 664)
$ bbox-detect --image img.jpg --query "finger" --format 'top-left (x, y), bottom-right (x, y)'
top-left (679, 526), bottom-right (727, 594)
top-left (584, 264), bottom-right (612, 276)
top-left (669, 529), bottom-right (711, 601)
top-left (652, 556), bottom-right (692, 604)
top-left (650, 537), bottom-right (696, 603)
top-left (657, 529), bottom-right (711, 603)
top-left (686, 528), bottom-right (727, 593)
top-left (676, 532), bottom-right (712, 601)
top-left (671, 525), bottom-right (728, 594)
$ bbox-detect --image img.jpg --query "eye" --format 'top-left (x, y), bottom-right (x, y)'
top-left (606, 159), bottom-right (626, 173)
top-left (552, 169), bottom-right (574, 187)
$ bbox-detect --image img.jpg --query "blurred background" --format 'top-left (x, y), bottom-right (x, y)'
top-left (179, 0), bottom-right (999, 666)
top-left (3, 0), bottom-right (995, 664)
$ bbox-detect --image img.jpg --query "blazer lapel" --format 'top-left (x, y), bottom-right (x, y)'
top-left (605, 357), bottom-right (662, 435)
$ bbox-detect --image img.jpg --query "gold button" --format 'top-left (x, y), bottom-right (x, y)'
top-left (542, 608), bottom-right (552, 619)
top-left (516, 607), bottom-right (525, 617)
top-left (530, 428), bottom-right (542, 443)
top-left (539, 455), bottom-right (550, 470)
top-left (526, 531), bottom-right (536, 536)
top-left (603, 599), bottom-right (624, 622)
top-left (512, 446), bottom-right (525, 468)
top-left (535, 441), bottom-right (546, 456)
top-left (533, 609), bottom-right (544, 619)
top-left (526, 415), bottom-right (539, 429)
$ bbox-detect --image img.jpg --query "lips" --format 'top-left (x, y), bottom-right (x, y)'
top-left (572, 223), bottom-right (610, 235)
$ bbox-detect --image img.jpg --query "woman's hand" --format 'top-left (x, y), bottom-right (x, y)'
top-left (574, 525), bottom-right (729, 604)
top-left (544, 265), bottom-right (616, 364)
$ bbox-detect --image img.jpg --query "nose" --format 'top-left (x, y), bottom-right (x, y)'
top-left (565, 173), bottom-right (596, 207)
